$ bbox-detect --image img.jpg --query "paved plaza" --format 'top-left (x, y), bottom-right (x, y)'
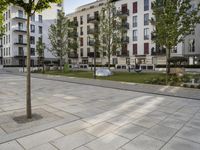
top-left (0, 73), bottom-right (200, 150)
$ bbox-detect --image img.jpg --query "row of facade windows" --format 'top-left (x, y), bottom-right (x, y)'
top-left (133, 28), bottom-right (150, 41)
top-left (1, 47), bottom-right (11, 57)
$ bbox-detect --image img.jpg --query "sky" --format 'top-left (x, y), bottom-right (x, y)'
top-left (64, 0), bottom-right (96, 14)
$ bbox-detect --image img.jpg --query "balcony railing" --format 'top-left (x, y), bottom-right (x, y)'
top-left (68, 20), bottom-right (78, 27)
top-left (68, 31), bottom-right (78, 38)
top-left (87, 15), bottom-right (99, 23)
top-left (88, 40), bottom-right (95, 46)
top-left (14, 41), bottom-right (27, 46)
top-left (68, 52), bottom-right (78, 58)
top-left (87, 52), bottom-right (100, 58)
top-left (121, 22), bottom-right (129, 29)
top-left (121, 36), bottom-right (129, 43)
top-left (117, 50), bottom-right (129, 57)
top-left (116, 9), bottom-right (129, 16)
top-left (87, 28), bottom-right (95, 34)
top-left (13, 27), bottom-right (27, 33)
top-left (13, 15), bottom-right (27, 21)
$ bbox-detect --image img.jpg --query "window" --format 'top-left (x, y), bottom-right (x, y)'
top-left (122, 4), bottom-right (128, 13)
top-left (18, 10), bottom-right (23, 18)
top-left (144, 43), bottom-right (149, 54)
top-left (144, 28), bottom-right (149, 40)
top-left (144, 0), bottom-right (149, 11)
top-left (133, 44), bottom-right (137, 55)
top-left (31, 14), bottom-right (35, 21)
top-left (30, 36), bottom-right (35, 44)
top-left (133, 30), bottom-right (137, 41)
top-left (39, 26), bottom-right (42, 34)
top-left (18, 35), bottom-right (23, 43)
top-left (133, 2), bottom-right (137, 14)
top-left (80, 27), bottom-right (83, 35)
top-left (80, 38), bottom-right (83, 46)
top-left (31, 48), bottom-right (35, 56)
top-left (80, 16), bottom-right (83, 25)
top-left (80, 48), bottom-right (83, 57)
top-left (87, 14), bottom-right (90, 23)
top-left (133, 16), bottom-right (137, 27)
top-left (144, 13), bottom-right (149, 25)
top-left (38, 15), bottom-right (42, 23)
top-left (18, 47), bottom-right (24, 56)
top-left (18, 22), bottom-right (23, 30)
top-left (31, 24), bottom-right (35, 33)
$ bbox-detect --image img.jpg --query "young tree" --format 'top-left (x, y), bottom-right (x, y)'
top-left (0, 0), bottom-right (61, 119)
top-left (0, 1), bottom-right (7, 36)
top-left (48, 10), bottom-right (69, 71)
top-left (151, 0), bottom-right (200, 75)
top-left (99, 0), bottom-right (121, 69)
top-left (36, 36), bottom-right (46, 73)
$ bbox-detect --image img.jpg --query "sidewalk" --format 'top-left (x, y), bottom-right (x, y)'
top-left (24, 73), bottom-right (200, 100)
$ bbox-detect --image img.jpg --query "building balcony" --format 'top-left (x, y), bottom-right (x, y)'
top-left (68, 31), bottom-right (78, 38)
top-left (13, 28), bottom-right (27, 33)
top-left (87, 52), bottom-right (100, 58)
top-left (14, 42), bottom-right (27, 46)
top-left (87, 28), bottom-right (95, 34)
top-left (122, 22), bottom-right (129, 29)
top-left (87, 15), bottom-right (99, 23)
top-left (68, 20), bottom-right (78, 27)
top-left (13, 16), bottom-right (27, 21)
top-left (121, 36), bottom-right (129, 43)
top-left (14, 53), bottom-right (27, 58)
top-left (117, 50), bottom-right (129, 57)
top-left (88, 40), bottom-right (95, 46)
top-left (116, 9), bottom-right (129, 17)
top-left (68, 52), bottom-right (78, 58)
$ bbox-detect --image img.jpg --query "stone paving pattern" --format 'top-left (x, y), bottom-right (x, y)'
top-left (0, 73), bottom-right (200, 150)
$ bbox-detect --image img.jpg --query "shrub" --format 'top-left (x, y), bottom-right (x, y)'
top-left (190, 85), bottom-right (195, 88)
top-left (64, 64), bottom-right (69, 73)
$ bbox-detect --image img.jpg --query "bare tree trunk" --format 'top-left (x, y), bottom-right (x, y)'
top-left (94, 49), bottom-right (96, 79)
top-left (108, 53), bottom-right (111, 69)
top-left (166, 48), bottom-right (171, 74)
top-left (26, 14), bottom-right (32, 119)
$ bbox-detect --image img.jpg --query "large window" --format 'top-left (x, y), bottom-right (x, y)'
top-left (144, 0), bottom-right (149, 11)
top-left (133, 2), bottom-right (137, 14)
top-left (133, 16), bottom-right (137, 27)
top-left (30, 36), bottom-right (35, 44)
top-left (31, 48), bottom-right (35, 56)
top-left (80, 38), bottom-right (83, 46)
top-left (80, 16), bottom-right (83, 25)
top-left (133, 30), bottom-right (137, 41)
top-left (18, 47), bottom-right (24, 56)
top-left (18, 22), bottom-right (23, 30)
top-left (144, 13), bottom-right (149, 25)
top-left (144, 28), bottom-right (149, 40)
top-left (18, 10), bottom-right (23, 18)
top-left (38, 15), bottom-right (43, 23)
top-left (31, 24), bottom-right (35, 33)
top-left (39, 26), bottom-right (43, 34)
top-left (133, 44), bottom-right (137, 55)
top-left (18, 35), bottom-right (23, 43)
top-left (144, 43), bottom-right (149, 54)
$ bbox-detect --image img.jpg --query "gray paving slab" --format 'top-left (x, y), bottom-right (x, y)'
top-left (51, 131), bottom-right (96, 150)
top-left (161, 137), bottom-right (200, 150)
top-left (17, 129), bottom-right (64, 149)
top-left (144, 125), bottom-right (178, 142)
top-left (0, 140), bottom-right (24, 150)
top-left (86, 133), bottom-right (129, 150)
top-left (122, 135), bottom-right (165, 150)
top-left (177, 126), bottom-right (200, 144)
top-left (114, 123), bottom-right (147, 140)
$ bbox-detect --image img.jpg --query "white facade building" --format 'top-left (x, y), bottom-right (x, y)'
top-left (0, 3), bottom-right (62, 66)
top-left (66, 0), bottom-right (200, 67)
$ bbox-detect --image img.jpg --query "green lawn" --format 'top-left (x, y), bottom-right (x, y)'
top-left (44, 70), bottom-right (166, 84)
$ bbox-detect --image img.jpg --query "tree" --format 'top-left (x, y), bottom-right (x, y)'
top-left (36, 36), bottom-right (46, 73)
top-left (0, 0), bottom-right (7, 36)
top-left (151, 0), bottom-right (200, 75)
top-left (99, 0), bottom-right (121, 69)
top-left (0, 0), bottom-right (61, 119)
top-left (48, 10), bottom-right (69, 71)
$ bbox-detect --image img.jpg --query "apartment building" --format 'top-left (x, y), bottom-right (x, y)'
top-left (66, 0), bottom-right (200, 67)
top-left (0, 3), bottom-right (62, 66)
